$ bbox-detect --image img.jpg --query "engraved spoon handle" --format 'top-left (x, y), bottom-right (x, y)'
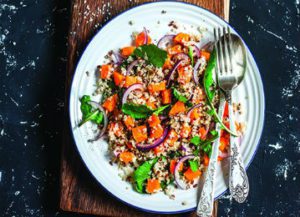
top-left (228, 102), bottom-right (249, 203)
top-left (196, 98), bottom-right (225, 217)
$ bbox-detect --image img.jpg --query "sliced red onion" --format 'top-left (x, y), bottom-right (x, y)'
top-left (193, 58), bottom-right (202, 85)
top-left (193, 57), bottom-right (207, 85)
top-left (126, 60), bottom-right (139, 75)
top-left (88, 101), bottom-right (108, 142)
top-left (136, 127), bottom-right (169, 150)
top-left (172, 52), bottom-right (190, 63)
top-left (143, 27), bottom-right (148, 44)
top-left (122, 83), bottom-right (144, 104)
top-left (112, 51), bottom-right (123, 64)
top-left (159, 115), bottom-right (168, 121)
top-left (166, 60), bottom-right (183, 87)
top-left (113, 149), bottom-right (121, 157)
top-left (180, 144), bottom-right (187, 152)
top-left (192, 45), bottom-right (200, 58)
top-left (157, 34), bottom-right (175, 48)
top-left (174, 155), bottom-right (195, 189)
top-left (200, 41), bottom-right (214, 52)
top-left (187, 103), bottom-right (202, 117)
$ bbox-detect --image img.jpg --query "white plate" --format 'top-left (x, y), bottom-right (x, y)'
top-left (69, 1), bottom-right (265, 214)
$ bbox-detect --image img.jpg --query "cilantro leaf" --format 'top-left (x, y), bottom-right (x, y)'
top-left (121, 103), bottom-right (153, 119)
top-left (153, 105), bottom-right (170, 115)
top-left (133, 158), bottom-right (158, 193)
top-left (189, 160), bottom-right (199, 172)
top-left (188, 46), bottom-right (194, 66)
top-left (79, 95), bottom-right (103, 126)
top-left (133, 44), bottom-right (167, 68)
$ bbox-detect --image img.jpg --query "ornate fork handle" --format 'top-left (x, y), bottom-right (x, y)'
top-left (196, 99), bottom-right (225, 217)
top-left (196, 158), bottom-right (217, 217)
top-left (228, 102), bottom-right (249, 203)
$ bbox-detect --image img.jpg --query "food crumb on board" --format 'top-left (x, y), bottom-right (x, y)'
top-left (161, 10), bottom-right (167, 14)
top-left (181, 201), bottom-right (187, 206)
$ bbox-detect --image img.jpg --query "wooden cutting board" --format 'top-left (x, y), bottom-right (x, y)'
top-left (60, 0), bottom-right (229, 216)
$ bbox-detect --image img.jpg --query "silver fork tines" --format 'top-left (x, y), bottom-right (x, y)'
top-left (214, 27), bottom-right (237, 97)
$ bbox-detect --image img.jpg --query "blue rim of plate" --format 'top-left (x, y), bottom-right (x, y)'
top-left (68, 1), bottom-right (265, 214)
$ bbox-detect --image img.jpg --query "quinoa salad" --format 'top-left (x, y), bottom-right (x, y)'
top-left (78, 28), bottom-right (245, 196)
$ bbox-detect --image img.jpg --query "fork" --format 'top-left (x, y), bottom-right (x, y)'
top-left (214, 27), bottom-right (249, 203)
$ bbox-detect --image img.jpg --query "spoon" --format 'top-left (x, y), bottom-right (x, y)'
top-left (214, 27), bottom-right (249, 203)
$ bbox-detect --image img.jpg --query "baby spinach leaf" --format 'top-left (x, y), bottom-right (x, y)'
top-left (133, 158), bottom-right (158, 193)
top-left (133, 44), bottom-right (167, 68)
top-left (122, 103), bottom-right (170, 119)
top-left (121, 103), bottom-right (153, 119)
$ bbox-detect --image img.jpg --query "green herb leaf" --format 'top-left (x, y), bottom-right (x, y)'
top-left (189, 160), bottom-right (199, 172)
top-left (210, 130), bottom-right (217, 136)
top-left (133, 44), bottom-right (167, 68)
top-left (188, 46), bottom-right (194, 66)
top-left (190, 136), bottom-right (202, 146)
top-left (79, 110), bottom-right (103, 127)
top-left (193, 149), bottom-right (200, 156)
top-left (160, 156), bottom-right (167, 162)
top-left (203, 49), bottom-right (237, 137)
top-left (206, 109), bottom-right (214, 116)
top-left (203, 49), bottom-right (217, 103)
top-left (172, 87), bottom-right (188, 103)
top-left (191, 132), bottom-right (220, 157)
top-left (153, 105), bottom-right (170, 115)
top-left (121, 103), bottom-right (153, 119)
top-left (199, 133), bottom-right (219, 157)
top-left (160, 181), bottom-right (167, 190)
top-left (186, 101), bottom-right (193, 107)
top-left (79, 95), bottom-right (103, 127)
top-left (133, 158), bottom-right (158, 193)
top-left (81, 95), bottom-right (91, 104)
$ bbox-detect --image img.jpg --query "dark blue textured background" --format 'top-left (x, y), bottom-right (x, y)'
top-left (0, 0), bottom-right (299, 216)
